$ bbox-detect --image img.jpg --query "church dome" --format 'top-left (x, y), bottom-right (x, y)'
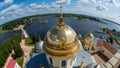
top-left (43, 7), bottom-right (80, 58)
top-left (34, 40), bottom-right (43, 53)
top-left (46, 24), bottom-right (77, 45)
top-left (85, 32), bottom-right (94, 39)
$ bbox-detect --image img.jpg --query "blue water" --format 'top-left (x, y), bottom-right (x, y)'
top-left (24, 16), bottom-right (120, 40)
top-left (0, 30), bottom-right (22, 43)
top-left (0, 16), bottom-right (120, 44)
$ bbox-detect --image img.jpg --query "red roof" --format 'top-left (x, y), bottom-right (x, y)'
top-left (7, 59), bottom-right (16, 68)
top-left (97, 39), bottom-right (118, 55)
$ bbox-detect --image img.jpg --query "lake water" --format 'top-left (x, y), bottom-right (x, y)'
top-left (24, 16), bottom-right (120, 39)
top-left (0, 30), bottom-right (21, 43)
top-left (0, 16), bottom-right (120, 45)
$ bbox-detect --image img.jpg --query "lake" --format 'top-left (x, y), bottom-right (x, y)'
top-left (0, 16), bottom-right (120, 47)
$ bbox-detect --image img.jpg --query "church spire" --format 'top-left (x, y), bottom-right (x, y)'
top-left (57, 6), bottom-right (65, 27)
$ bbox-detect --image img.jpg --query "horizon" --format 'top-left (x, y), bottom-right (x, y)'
top-left (0, 0), bottom-right (120, 24)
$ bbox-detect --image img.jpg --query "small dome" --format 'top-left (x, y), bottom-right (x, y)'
top-left (85, 32), bottom-right (94, 39)
top-left (34, 41), bottom-right (43, 53)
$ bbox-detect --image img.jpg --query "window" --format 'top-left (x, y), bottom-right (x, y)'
top-left (49, 57), bottom-right (53, 64)
top-left (73, 56), bottom-right (76, 61)
top-left (70, 59), bottom-right (72, 65)
top-left (118, 65), bottom-right (120, 68)
top-left (62, 60), bottom-right (66, 67)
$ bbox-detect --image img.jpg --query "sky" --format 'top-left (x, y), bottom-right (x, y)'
top-left (0, 0), bottom-right (120, 25)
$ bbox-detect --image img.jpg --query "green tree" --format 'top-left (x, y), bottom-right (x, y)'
top-left (13, 41), bottom-right (24, 58)
top-left (0, 33), bottom-right (22, 67)
top-left (32, 33), bottom-right (39, 43)
top-left (12, 33), bottom-right (22, 43)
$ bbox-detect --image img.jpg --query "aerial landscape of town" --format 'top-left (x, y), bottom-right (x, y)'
top-left (0, 0), bottom-right (120, 68)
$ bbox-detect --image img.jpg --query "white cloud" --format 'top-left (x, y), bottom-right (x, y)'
top-left (4, 0), bottom-right (13, 4)
top-left (1, 4), bottom-right (22, 14)
top-left (51, 0), bottom-right (71, 12)
top-left (0, 3), bottom-right (56, 24)
top-left (80, 0), bottom-right (89, 3)
top-left (0, 0), bottom-right (13, 7)
top-left (52, 0), bottom-right (71, 5)
top-left (1, 0), bottom-right (120, 24)
top-left (78, 0), bottom-right (120, 11)
top-left (96, 4), bottom-right (108, 11)
top-left (0, 16), bottom-right (4, 19)
top-left (79, 0), bottom-right (97, 4)
top-left (106, 0), bottom-right (120, 7)
top-left (0, 3), bottom-right (23, 22)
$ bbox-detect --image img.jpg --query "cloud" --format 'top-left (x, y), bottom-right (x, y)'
top-left (25, 3), bottom-right (51, 13)
top-left (52, 0), bottom-right (71, 5)
top-left (96, 4), bottom-right (108, 11)
top-left (51, 0), bottom-right (71, 11)
top-left (79, 0), bottom-right (97, 4)
top-left (1, 4), bottom-right (22, 14)
top-left (1, 0), bottom-right (120, 25)
top-left (0, 3), bottom-right (23, 23)
top-left (4, 0), bottom-right (13, 4)
top-left (0, 16), bottom-right (4, 19)
top-left (0, 3), bottom-right (55, 24)
top-left (0, 0), bottom-right (13, 7)
top-left (78, 0), bottom-right (120, 11)
top-left (106, 0), bottom-right (120, 7)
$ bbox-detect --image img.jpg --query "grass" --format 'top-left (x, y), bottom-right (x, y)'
top-left (16, 57), bottom-right (23, 67)
top-left (25, 37), bottom-right (35, 46)
top-left (0, 30), bottom-right (12, 33)
top-left (41, 19), bottom-right (48, 24)
top-left (30, 48), bottom-right (34, 56)
top-left (77, 17), bottom-right (87, 22)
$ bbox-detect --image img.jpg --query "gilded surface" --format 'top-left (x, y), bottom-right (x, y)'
top-left (43, 6), bottom-right (80, 57)
top-left (43, 24), bottom-right (80, 57)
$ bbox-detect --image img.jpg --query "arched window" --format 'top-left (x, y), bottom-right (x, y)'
top-left (74, 56), bottom-right (76, 61)
top-left (62, 60), bottom-right (66, 67)
top-left (49, 57), bottom-right (53, 64)
top-left (70, 59), bottom-right (72, 65)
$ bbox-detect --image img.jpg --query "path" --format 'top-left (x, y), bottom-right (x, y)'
top-left (20, 39), bottom-right (34, 68)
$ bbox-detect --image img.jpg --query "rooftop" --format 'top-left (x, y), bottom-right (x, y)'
top-left (97, 39), bottom-right (118, 55)
top-left (25, 40), bottom-right (96, 68)
top-left (7, 59), bottom-right (16, 68)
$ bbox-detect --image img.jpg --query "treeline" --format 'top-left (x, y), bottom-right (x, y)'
top-left (52, 13), bottom-right (107, 24)
top-left (1, 16), bottom-right (38, 30)
top-left (0, 33), bottom-right (24, 68)
top-left (77, 15), bottom-right (107, 24)
top-left (0, 14), bottom-right (56, 30)
top-left (0, 13), bottom-right (107, 30)
top-left (52, 13), bottom-right (78, 17)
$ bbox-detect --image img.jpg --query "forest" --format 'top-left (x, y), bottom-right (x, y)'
top-left (0, 33), bottom-right (24, 67)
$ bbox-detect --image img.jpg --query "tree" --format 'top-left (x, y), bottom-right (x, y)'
top-left (13, 41), bottom-right (24, 58)
top-left (31, 33), bottom-right (39, 43)
top-left (12, 33), bottom-right (22, 43)
top-left (0, 33), bottom-right (22, 67)
top-left (109, 37), bottom-right (113, 44)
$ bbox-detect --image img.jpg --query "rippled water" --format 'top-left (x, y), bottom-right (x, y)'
top-left (0, 16), bottom-right (120, 44)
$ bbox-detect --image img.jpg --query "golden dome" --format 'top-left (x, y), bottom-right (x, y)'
top-left (85, 32), bottom-right (94, 39)
top-left (84, 32), bottom-right (94, 45)
top-left (43, 7), bottom-right (80, 58)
